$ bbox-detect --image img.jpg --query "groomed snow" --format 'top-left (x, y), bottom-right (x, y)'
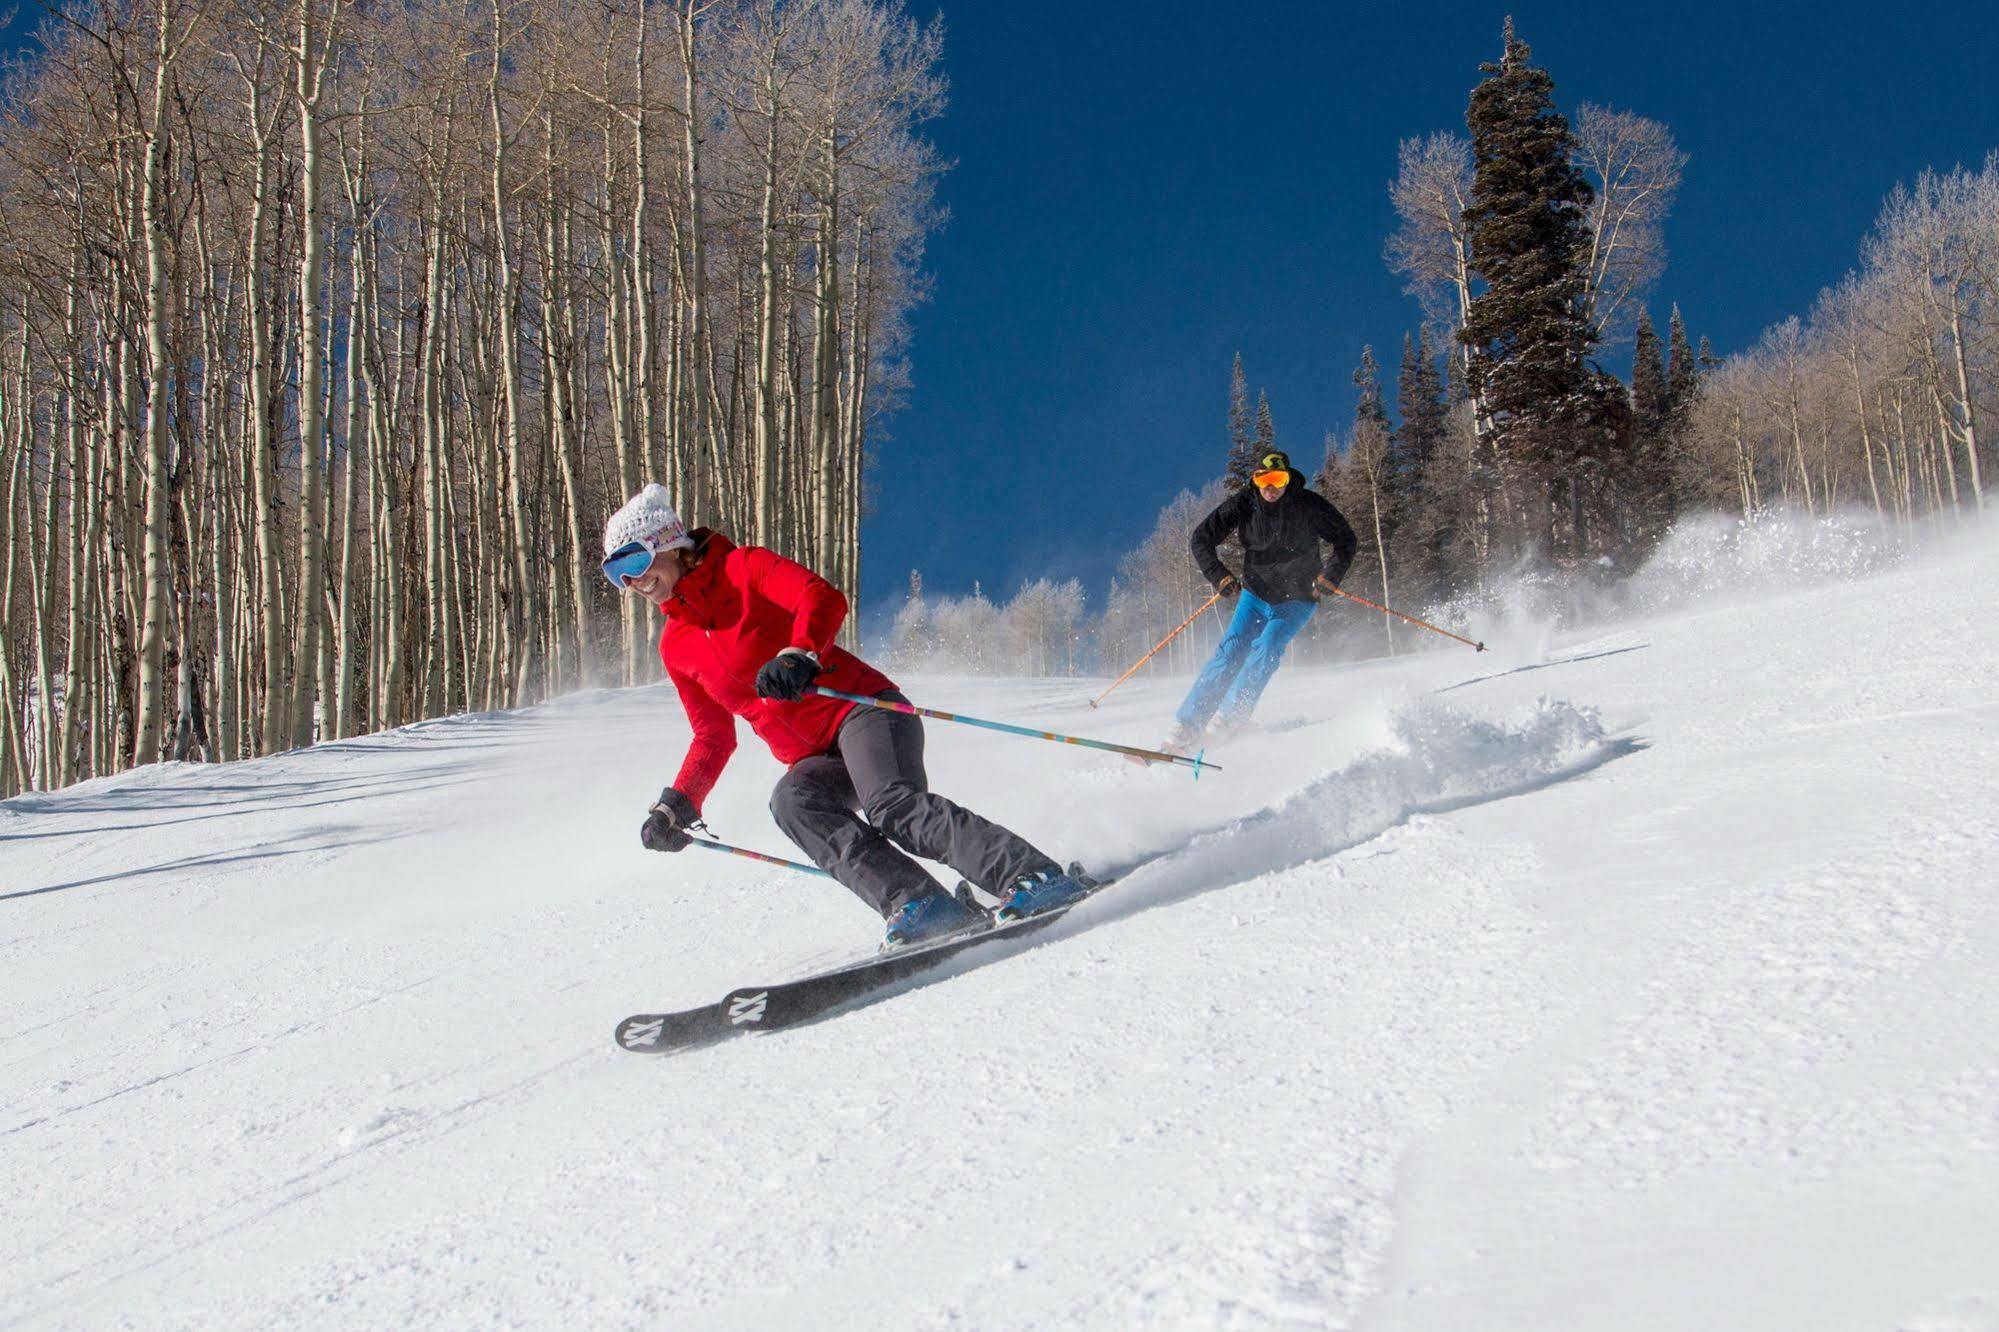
top-left (4, 514), bottom-right (1997, 1330)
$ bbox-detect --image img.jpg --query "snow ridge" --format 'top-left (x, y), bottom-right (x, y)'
top-left (1097, 696), bottom-right (1628, 924)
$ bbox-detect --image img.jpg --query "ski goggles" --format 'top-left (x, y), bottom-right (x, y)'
top-left (1251, 468), bottom-right (1290, 489)
top-left (601, 538), bottom-right (664, 589)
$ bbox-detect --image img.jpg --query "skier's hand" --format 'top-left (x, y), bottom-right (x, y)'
top-left (641, 787), bottom-right (699, 853)
top-left (1211, 573), bottom-right (1240, 598)
top-left (1313, 575), bottom-right (1342, 601)
top-left (755, 647), bottom-right (822, 702)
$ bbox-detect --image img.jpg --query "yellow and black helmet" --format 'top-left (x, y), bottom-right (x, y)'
top-left (1250, 451), bottom-right (1293, 488)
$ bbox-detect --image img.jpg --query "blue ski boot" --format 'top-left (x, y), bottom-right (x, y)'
top-left (995, 866), bottom-right (1093, 922)
top-left (883, 888), bottom-right (983, 948)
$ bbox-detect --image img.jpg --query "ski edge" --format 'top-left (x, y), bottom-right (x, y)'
top-left (613, 871), bottom-right (1116, 1055)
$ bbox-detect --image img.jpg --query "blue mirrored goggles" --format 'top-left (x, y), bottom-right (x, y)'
top-left (601, 539), bottom-right (662, 589)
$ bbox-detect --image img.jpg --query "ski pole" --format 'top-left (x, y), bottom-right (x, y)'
top-left (1317, 580), bottom-right (1486, 652)
top-left (1088, 590), bottom-right (1224, 709)
top-left (808, 687), bottom-right (1219, 775)
top-left (688, 835), bottom-right (831, 878)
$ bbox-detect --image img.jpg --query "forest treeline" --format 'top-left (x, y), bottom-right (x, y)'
top-left (0, 0), bottom-right (946, 798)
top-left (891, 21), bottom-right (1994, 675)
top-left (6, 15), bottom-right (1994, 797)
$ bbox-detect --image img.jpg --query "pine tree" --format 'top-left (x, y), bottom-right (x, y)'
top-left (1654, 305), bottom-right (1702, 533)
top-left (1631, 309), bottom-right (1667, 439)
top-left (1354, 344), bottom-right (1389, 429)
top-left (1459, 18), bottom-right (1609, 554)
top-left (1394, 328), bottom-right (1448, 492)
top-left (1254, 390), bottom-right (1276, 461)
top-left (1665, 304), bottom-right (1697, 426)
top-left (1225, 353), bottom-right (1256, 488)
top-left (1392, 329), bottom-right (1454, 599)
top-left (1621, 308), bottom-right (1673, 544)
top-left (1312, 431), bottom-right (1339, 492)
top-left (1352, 345), bottom-right (1393, 529)
top-left (1347, 348), bottom-right (1398, 650)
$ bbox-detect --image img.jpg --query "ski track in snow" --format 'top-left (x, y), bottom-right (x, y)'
top-left (3, 515), bottom-right (1998, 1329)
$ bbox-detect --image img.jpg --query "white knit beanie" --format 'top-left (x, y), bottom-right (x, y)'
top-left (603, 483), bottom-right (695, 559)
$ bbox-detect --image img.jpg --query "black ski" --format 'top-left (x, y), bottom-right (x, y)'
top-left (614, 876), bottom-right (1112, 1055)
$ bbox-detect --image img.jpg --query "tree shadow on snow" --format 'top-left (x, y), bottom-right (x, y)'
top-left (0, 822), bottom-right (416, 903)
top-left (0, 763), bottom-right (492, 841)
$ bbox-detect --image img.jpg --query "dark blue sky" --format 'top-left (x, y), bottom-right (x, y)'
top-left (6, 3), bottom-right (1993, 624)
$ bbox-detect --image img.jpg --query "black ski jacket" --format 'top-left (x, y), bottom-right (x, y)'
top-left (1191, 472), bottom-right (1358, 605)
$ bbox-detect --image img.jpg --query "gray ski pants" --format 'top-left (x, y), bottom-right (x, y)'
top-left (770, 695), bottom-right (1060, 918)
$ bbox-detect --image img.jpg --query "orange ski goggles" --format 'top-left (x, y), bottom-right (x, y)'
top-left (1251, 468), bottom-right (1291, 489)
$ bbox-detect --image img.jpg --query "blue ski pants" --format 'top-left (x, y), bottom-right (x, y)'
top-left (1174, 590), bottom-right (1316, 730)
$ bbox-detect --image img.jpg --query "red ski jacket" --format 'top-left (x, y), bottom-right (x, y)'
top-left (658, 530), bottom-right (895, 810)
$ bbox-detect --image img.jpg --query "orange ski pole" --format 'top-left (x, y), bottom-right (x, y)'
top-left (1317, 580), bottom-right (1486, 651)
top-left (1088, 590), bottom-right (1225, 709)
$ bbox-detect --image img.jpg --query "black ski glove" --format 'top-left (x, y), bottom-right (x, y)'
top-left (641, 787), bottom-right (699, 853)
top-left (1211, 573), bottom-right (1240, 598)
top-left (755, 647), bottom-right (822, 702)
top-left (1313, 575), bottom-right (1342, 601)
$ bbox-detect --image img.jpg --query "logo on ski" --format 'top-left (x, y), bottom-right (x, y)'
top-left (727, 992), bottom-right (769, 1025)
top-left (622, 1017), bottom-right (665, 1048)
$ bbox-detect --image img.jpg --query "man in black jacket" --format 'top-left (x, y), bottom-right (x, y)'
top-left (1168, 450), bottom-right (1358, 747)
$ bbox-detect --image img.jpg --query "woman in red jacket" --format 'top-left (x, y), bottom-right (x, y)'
top-left (602, 484), bottom-right (1087, 946)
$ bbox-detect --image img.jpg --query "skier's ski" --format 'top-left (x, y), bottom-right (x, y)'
top-left (614, 874), bottom-right (1112, 1055)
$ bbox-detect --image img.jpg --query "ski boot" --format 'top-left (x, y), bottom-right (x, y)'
top-left (883, 888), bottom-right (984, 948)
top-left (1126, 720), bottom-right (1204, 768)
top-left (995, 865), bottom-right (1094, 922)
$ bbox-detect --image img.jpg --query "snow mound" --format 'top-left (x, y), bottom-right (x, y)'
top-left (1102, 696), bottom-right (1627, 919)
top-left (1402, 506), bottom-right (1933, 660)
top-left (1625, 506), bottom-right (1915, 608)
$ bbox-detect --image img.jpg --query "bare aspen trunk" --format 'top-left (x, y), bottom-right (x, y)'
top-left (1929, 381), bottom-right (1962, 510)
top-left (1369, 476), bottom-right (1395, 655)
top-left (1846, 348), bottom-right (1885, 519)
top-left (488, 0), bottom-right (537, 705)
top-left (334, 144), bottom-right (364, 741)
top-left (1732, 403), bottom-right (1759, 516)
top-left (365, 201), bottom-right (405, 732)
top-left (169, 430), bottom-right (210, 764)
top-left (59, 271), bottom-right (89, 785)
top-left (1785, 385), bottom-right (1815, 515)
top-left (542, 120), bottom-right (593, 686)
top-left (841, 227), bottom-right (872, 639)
top-left (1888, 388), bottom-right (1916, 522)
top-left (628, 16), bottom-right (659, 493)
top-left (1945, 303), bottom-right (1985, 508)
top-left (20, 318), bottom-right (60, 785)
top-left (810, 150), bottom-right (840, 576)
top-left (1, 441), bottom-right (28, 795)
top-left (292, 3), bottom-right (334, 747)
top-left (679, 1), bottom-right (721, 524)
top-left (751, 32), bottom-right (783, 548)
top-left (600, 121), bottom-right (643, 683)
top-left (133, 1), bottom-right (181, 767)
top-left (240, 80), bottom-right (287, 754)
top-left (420, 201), bottom-right (451, 716)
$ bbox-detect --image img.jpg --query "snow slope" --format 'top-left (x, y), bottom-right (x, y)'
top-left (4, 517), bottom-right (1997, 1330)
